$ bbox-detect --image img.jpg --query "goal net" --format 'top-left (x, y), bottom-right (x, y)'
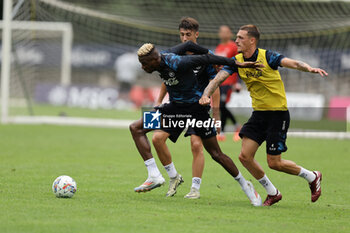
top-left (1, 0), bottom-right (350, 135)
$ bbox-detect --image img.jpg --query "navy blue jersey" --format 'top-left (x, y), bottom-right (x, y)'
top-left (162, 41), bottom-right (216, 93)
top-left (222, 49), bottom-right (285, 75)
top-left (158, 52), bottom-right (236, 103)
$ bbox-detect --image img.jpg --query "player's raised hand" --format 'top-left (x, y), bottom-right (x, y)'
top-left (199, 96), bottom-right (211, 106)
top-left (235, 61), bottom-right (264, 70)
top-left (309, 67), bottom-right (328, 77)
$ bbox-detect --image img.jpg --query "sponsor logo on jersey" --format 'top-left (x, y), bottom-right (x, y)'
top-left (163, 77), bottom-right (179, 86)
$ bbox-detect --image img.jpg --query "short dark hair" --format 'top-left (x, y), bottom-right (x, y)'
top-left (178, 17), bottom-right (199, 32)
top-left (239, 24), bottom-right (260, 41)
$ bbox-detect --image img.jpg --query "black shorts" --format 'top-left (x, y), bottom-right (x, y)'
top-left (239, 110), bottom-right (290, 155)
top-left (156, 102), bottom-right (217, 143)
top-left (184, 127), bottom-right (196, 137)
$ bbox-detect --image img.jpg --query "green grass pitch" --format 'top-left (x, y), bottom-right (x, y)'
top-left (1, 124), bottom-right (349, 233)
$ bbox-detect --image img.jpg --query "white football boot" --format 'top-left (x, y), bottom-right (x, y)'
top-left (134, 175), bottom-right (165, 192)
top-left (184, 187), bottom-right (200, 199)
top-left (165, 173), bottom-right (184, 197)
top-left (243, 181), bottom-right (262, 206)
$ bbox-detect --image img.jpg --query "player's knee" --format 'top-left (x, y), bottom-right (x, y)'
top-left (129, 122), bottom-right (139, 134)
top-left (152, 132), bottom-right (166, 145)
top-left (238, 151), bottom-right (252, 164)
top-left (209, 150), bottom-right (222, 162)
top-left (191, 139), bottom-right (203, 155)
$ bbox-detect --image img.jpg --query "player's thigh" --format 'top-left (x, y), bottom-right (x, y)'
top-left (152, 130), bottom-right (170, 144)
top-left (239, 112), bottom-right (267, 143)
top-left (240, 136), bottom-right (260, 159)
top-left (130, 117), bottom-right (152, 134)
top-left (201, 136), bottom-right (222, 157)
top-left (266, 111), bottom-right (290, 155)
top-left (157, 102), bottom-right (184, 143)
top-left (190, 104), bottom-right (217, 140)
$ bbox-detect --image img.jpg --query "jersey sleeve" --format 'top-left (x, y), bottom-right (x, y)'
top-left (177, 54), bottom-right (237, 72)
top-left (222, 57), bottom-right (238, 75)
top-left (165, 41), bottom-right (209, 55)
top-left (266, 50), bottom-right (285, 70)
top-left (206, 65), bottom-right (217, 80)
top-left (206, 50), bottom-right (217, 79)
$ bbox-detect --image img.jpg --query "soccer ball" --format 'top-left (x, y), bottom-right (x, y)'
top-left (52, 175), bottom-right (77, 198)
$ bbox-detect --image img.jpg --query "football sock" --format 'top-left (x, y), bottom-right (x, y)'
top-left (164, 162), bottom-right (177, 178)
top-left (298, 167), bottom-right (316, 183)
top-left (258, 174), bottom-right (278, 196)
top-left (234, 171), bottom-right (248, 189)
top-left (191, 177), bottom-right (201, 190)
top-left (144, 158), bottom-right (161, 178)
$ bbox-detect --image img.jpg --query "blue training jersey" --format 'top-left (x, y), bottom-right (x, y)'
top-left (157, 52), bottom-right (236, 103)
top-left (162, 41), bottom-right (217, 93)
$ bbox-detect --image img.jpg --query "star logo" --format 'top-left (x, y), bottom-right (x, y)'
top-left (150, 110), bottom-right (161, 122)
top-left (143, 110), bottom-right (161, 129)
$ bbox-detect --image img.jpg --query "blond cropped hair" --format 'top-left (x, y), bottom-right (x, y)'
top-left (137, 43), bottom-right (155, 57)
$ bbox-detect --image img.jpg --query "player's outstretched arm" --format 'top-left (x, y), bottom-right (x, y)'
top-left (199, 70), bottom-right (230, 106)
top-left (179, 54), bottom-right (263, 71)
top-left (235, 61), bottom-right (264, 70)
top-left (281, 58), bottom-right (328, 77)
top-left (166, 41), bottom-right (208, 55)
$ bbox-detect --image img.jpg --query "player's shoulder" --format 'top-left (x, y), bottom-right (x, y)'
top-left (161, 52), bottom-right (181, 61)
top-left (161, 51), bottom-right (174, 56)
top-left (263, 49), bottom-right (284, 60)
top-left (261, 48), bottom-right (281, 56)
top-left (258, 48), bottom-right (267, 53)
top-left (161, 52), bottom-right (183, 70)
top-left (235, 52), bottom-right (243, 60)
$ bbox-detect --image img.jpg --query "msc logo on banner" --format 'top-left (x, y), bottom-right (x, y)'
top-left (143, 110), bottom-right (161, 129)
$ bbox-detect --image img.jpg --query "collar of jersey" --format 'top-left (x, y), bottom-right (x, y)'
top-left (243, 48), bottom-right (259, 62)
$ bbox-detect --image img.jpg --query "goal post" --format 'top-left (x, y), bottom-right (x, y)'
top-left (0, 20), bottom-right (73, 84)
top-left (1, 0), bottom-right (13, 124)
top-left (1, 0), bottom-right (73, 125)
top-left (1, 20), bottom-right (73, 124)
